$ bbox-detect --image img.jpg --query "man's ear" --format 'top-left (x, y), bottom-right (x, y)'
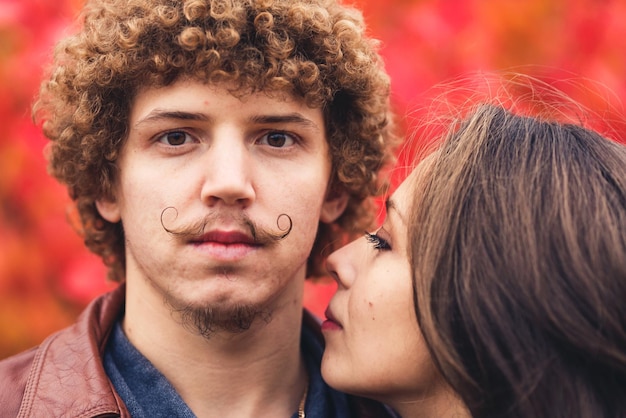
top-left (320, 190), bottom-right (349, 223)
top-left (95, 198), bottom-right (121, 223)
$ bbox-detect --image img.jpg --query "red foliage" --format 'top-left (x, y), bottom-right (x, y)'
top-left (1, 0), bottom-right (625, 358)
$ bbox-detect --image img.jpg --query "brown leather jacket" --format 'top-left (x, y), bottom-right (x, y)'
top-left (0, 286), bottom-right (128, 417)
top-left (0, 285), bottom-right (395, 418)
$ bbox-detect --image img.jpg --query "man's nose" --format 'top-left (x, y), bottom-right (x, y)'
top-left (200, 136), bottom-right (255, 207)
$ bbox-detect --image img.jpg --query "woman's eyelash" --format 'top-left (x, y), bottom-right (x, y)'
top-left (364, 232), bottom-right (391, 250)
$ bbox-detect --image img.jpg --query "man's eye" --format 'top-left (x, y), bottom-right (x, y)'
top-left (157, 131), bottom-right (191, 146)
top-left (364, 232), bottom-right (391, 250)
top-left (260, 132), bottom-right (296, 148)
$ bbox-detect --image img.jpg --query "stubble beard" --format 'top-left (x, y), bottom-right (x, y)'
top-left (175, 301), bottom-right (271, 339)
top-left (164, 272), bottom-right (273, 339)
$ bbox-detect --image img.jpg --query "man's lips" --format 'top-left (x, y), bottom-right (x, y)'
top-left (321, 307), bottom-right (343, 331)
top-left (189, 230), bottom-right (260, 261)
top-left (190, 230), bottom-right (258, 245)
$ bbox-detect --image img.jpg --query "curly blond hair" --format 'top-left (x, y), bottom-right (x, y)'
top-left (34, 0), bottom-right (396, 282)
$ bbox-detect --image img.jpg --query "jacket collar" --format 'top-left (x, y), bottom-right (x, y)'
top-left (18, 283), bottom-right (396, 418)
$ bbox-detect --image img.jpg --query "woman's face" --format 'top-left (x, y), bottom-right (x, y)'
top-left (321, 162), bottom-right (448, 408)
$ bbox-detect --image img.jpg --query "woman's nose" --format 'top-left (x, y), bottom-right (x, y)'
top-left (325, 237), bottom-right (362, 289)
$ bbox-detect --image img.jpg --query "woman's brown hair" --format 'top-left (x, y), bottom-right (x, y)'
top-left (409, 100), bottom-right (626, 416)
top-left (33, 0), bottom-right (396, 282)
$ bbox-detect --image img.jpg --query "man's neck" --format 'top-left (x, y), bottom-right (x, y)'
top-left (122, 277), bottom-right (308, 418)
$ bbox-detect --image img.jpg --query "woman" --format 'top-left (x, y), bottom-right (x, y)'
top-left (321, 101), bottom-right (626, 417)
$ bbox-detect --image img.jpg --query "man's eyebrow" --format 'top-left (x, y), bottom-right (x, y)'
top-left (249, 113), bottom-right (321, 132)
top-left (134, 110), bottom-right (210, 129)
top-left (133, 110), bottom-right (321, 131)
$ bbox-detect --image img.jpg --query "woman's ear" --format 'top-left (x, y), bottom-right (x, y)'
top-left (95, 198), bottom-right (121, 223)
top-left (320, 191), bottom-right (349, 223)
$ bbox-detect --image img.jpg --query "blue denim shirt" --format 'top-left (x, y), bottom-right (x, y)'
top-left (104, 315), bottom-right (354, 418)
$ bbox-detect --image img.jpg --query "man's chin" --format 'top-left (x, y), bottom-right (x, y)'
top-left (172, 302), bottom-right (272, 339)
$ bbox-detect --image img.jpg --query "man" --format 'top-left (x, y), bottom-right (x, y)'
top-left (0, 0), bottom-right (396, 416)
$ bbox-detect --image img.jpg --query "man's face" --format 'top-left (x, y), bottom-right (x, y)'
top-left (96, 79), bottom-right (346, 333)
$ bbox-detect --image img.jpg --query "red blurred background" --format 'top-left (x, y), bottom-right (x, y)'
top-left (1, 0), bottom-right (625, 359)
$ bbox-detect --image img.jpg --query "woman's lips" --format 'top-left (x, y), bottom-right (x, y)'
top-left (321, 307), bottom-right (343, 331)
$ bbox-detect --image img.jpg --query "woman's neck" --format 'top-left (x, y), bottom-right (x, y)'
top-left (391, 386), bottom-right (470, 418)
